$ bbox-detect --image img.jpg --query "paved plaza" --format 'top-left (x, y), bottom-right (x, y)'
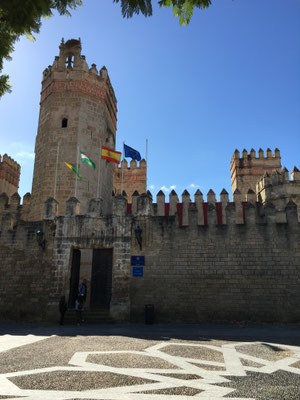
top-left (0, 323), bottom-right (300, 399)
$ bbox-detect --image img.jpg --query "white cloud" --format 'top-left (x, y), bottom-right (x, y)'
top-left (16, 151), bottom-right (34, 160)
top-left (188, 183), bottom-right (199, 189)
top-left (149, 184), bottom-right (155, 189)
top-left (160, 185), bottom-right (170, 192)
top-left (160, 185), bottom-right (176, 192)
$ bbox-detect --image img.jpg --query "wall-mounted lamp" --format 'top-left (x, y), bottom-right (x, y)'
top-left (36, 230), bottom-right (46, 250)
top-left (135, 226), bottom-right (143, 250)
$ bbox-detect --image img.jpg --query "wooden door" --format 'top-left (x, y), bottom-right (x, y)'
top-left (90, 249), bottom-right (113, 308)
top-left (68, 249), bottom-right (81, 307)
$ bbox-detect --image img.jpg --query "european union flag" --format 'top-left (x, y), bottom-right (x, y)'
top-left (124, 144), bottom-right (141, 161)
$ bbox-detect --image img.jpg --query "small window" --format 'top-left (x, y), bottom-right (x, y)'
top-left (62, 118), bottom-right (68, 128)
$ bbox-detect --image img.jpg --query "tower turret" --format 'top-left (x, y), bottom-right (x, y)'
top-left (0, 154), bottom-right (21, 197)
top-left (29, 38), bottom-right (117, 220)
top-left (230, 148), bottom-right (282, 200)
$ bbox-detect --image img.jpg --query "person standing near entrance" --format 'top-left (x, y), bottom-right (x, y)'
top-left (79, 279), bottom-right (87, 305)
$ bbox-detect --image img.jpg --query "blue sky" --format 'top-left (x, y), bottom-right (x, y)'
top-left (1, 0), bottom-right (300, 201)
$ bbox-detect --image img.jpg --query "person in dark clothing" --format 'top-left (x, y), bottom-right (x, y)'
top-left (59, 296), bottom-right (67, 325)
top-left (79, 279), bottom-right (87, 303)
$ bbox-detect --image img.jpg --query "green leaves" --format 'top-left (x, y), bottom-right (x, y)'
top-left (114, 0), bottom-right (212, 23)
top-left (0, 74), bottom-right (12, 97)
top-left (159, 0), bottom-right (211, 25)
top-left (113, 0), bottom-right (153, 18)
top-left (26, 33), bottom-right (36, 41)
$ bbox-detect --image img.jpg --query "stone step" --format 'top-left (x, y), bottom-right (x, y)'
top-left (63, 308), bottom-right (114, 324)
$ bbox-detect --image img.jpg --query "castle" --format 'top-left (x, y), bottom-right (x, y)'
top-left (0, 39), bottom-right (299, 323)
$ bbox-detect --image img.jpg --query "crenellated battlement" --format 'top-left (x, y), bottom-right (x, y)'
top-left (0, 154), bottom-right (21, 171)
top-left (114, 159), bottom-right (147, 203)
top-left (0, 154), bottom-right (21, 197)
top-left (124, 189), bottom-right (298, 226)
top-left (231, 147), bottom-right (281, 161)
top-left (0, 192), bottom-right (31, 221)
top-left (20, 189), bottom-right (297, 228)
top-left (256, 167), bottom-right (300, 221)
top-left (230, 148), bottom-right (282, 201)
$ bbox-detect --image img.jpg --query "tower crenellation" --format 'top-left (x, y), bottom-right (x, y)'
top-left (114, 159), bottom-right (147, 203)
top-left (0, 154), bottom-right (21, 197)
top-left (256, 166), bottom-right (300, 221)
top-left (230, 148), bottom-right (282, 200)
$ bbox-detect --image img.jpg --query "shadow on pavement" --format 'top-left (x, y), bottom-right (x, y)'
top-left (0, 322), bottom-right (299, 347)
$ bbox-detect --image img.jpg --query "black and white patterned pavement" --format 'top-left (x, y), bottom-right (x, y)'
top-left (0, 323), bottom-right (299, 399)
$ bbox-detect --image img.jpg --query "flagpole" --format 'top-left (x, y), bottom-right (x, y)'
top-left (121, 141), bottom-right (125, 195)
top-left (75, 145), bottom-right (79, 198)
top-left (146, 139), bottom-right (148, 190)
top-left (97, 145), bottom-right (102, 198)
top-left (53, 144), bottom-right (60, 199)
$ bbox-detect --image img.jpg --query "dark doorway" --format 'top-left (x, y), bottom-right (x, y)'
top-left (68, 249), bottom-right (81, 307)
top-left (90, 249), bottom-right (113, 308)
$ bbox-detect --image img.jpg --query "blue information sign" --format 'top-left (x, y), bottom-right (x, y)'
top-left (131, 256), bottom-right (145, 266)
top-left (132, 267), bottom-right (143, 277)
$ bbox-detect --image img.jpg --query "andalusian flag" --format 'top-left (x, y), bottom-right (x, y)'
top-left (65, 162), bottom-right (82, 179)
top-left (101, 146), bottom-right (121, 164)
top-left (80, 152), bottom-right (96, 169)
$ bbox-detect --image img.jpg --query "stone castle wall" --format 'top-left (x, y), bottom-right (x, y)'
top-left (0, 154), bottom-right (20, 198)
top-left (128, 191), bottom-right (300, 323)
top-left (0, 190), bottom-right (299, 323)
top-left (0, 214), bottom-right (58, 321)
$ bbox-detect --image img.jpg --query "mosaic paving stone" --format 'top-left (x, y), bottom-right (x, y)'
top-left (1, 330), bottom-right (300, 400)
top-left (172, 339), bottom-right (237, 347)
top-left (87, 353), bottom-right (177, 369)
top-left (291, 360), bottom-right (300, 369)
top-left (138, 386), bottom-right (203, 395)
top-left (241, 359), bottom-right (264, 368)
top-left (0, 397), bottom-right (26, 399)
top-left (10, 371), bottom-right (156, 391)
top-left (216, 369), bottom-right (300, 399)
top-left (236, 343), bottom-right (292, 361)
top-left (156, 373), bottom-right (202, 380)
top-left (161, 344), bottom-right (224, 362)
top-left (0, 335), bottom-right (157, 374)
top-left (191, 362), bottom-right (226, 371)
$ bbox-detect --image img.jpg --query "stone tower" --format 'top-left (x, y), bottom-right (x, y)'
top-left (0, 154), bottom-right (20, 197)
top-left (230, 148), bottom-right (282, 200)
top-left (114, 159), bottom-right (147, 202)
top-left (29, 38), bottom-right (117, 220)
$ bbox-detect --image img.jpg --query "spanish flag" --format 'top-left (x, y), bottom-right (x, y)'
top-left (101, 146), bottom-right (121, 164)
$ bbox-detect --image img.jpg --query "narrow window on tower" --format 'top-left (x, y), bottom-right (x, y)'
top-left (62, 118), bottom-right (68, 128)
